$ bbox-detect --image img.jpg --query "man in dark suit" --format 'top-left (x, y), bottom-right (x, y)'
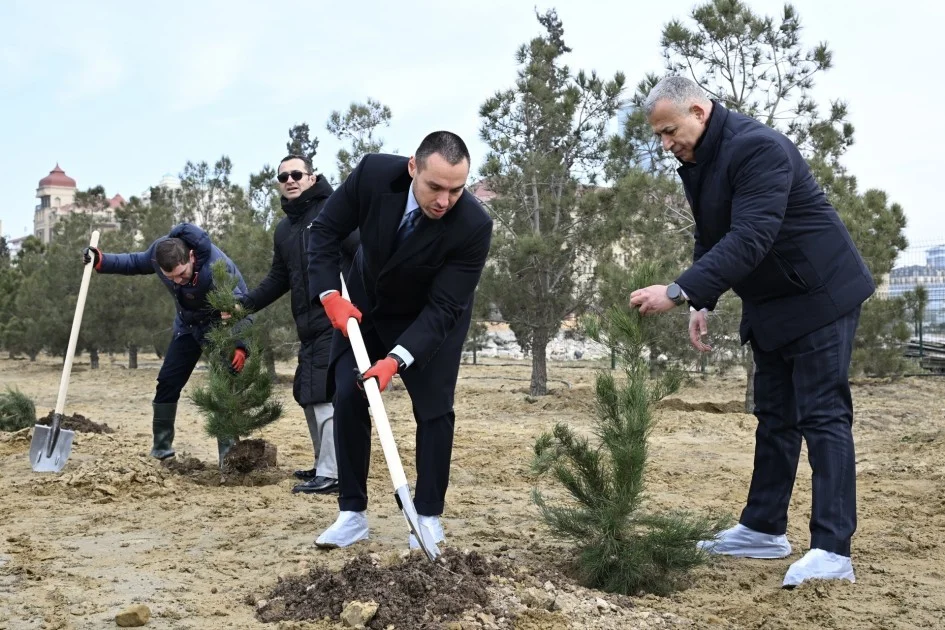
top-left (629, 76), bottom-right (874, 588)
top-left (237, 154), bottom-right (360, 496)
top-left (306, 131), bottom-right (493, 549)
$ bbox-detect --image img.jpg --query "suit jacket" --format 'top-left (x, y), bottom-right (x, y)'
top-left (308, 153), bottom-right (493, 418)
top-left (674, 102), bottom-right (875, 352)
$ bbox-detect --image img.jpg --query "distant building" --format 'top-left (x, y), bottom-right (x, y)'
top-left (139, 174), bottom-right (182, 202)
top-left (32, 164), bottom-right (123, 243)
top-left (888, 246), bottom-right (945, 325)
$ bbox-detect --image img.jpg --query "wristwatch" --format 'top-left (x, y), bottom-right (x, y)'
top-left (387, 352), bottom-right (407, 373)
top-left (666, 282), bottom-right (687, 306)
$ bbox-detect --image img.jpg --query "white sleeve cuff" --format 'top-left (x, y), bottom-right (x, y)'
top-left (390, 345), bottom-right (415, 368)
top-left (319, 289), bottom-right (338, 301)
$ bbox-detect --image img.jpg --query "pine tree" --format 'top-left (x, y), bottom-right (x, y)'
top-left (189, 260), bottom-right (283, 441)
top-left (286, 123), bottom-right (320, 165)
top-left (326, 98), bottom-right (393, 183)
top-left (532, 263), bottom-right (727, 596)
top-left (478, 9), bottom-right (625, 395)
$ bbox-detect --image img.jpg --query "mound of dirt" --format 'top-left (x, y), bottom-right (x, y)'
top-left (222, 438), bottom-right (277, 474)
top-left (46, 453), bottom-right (175, 500)
top-left (258, 548), bottom-right (501, 627)
top-left (656, 398), bottom-right (745, 414)
top-left (36, 410), bottom-right (115, 434)
top-left (160, 451), bottom-right (291, 488)
top-left (160, 454), bottom-right (208, 474)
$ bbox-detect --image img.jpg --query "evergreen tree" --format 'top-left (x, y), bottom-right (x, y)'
top-left (532, 263), bottom-right (726, 596)
top-left (478, 8), bottom-right (625, 395)
top-left (189, 260), bottom-right (283, 441)
top-left (4, 237), bottom-right (45, 359)
top-left (0, 387), bottom-right (36, 432)
top-left (11, 215), bottom-right (95, 362)
top-left (177, 156), bottom-right (239, 237)
top-left (326, 98), bottom-right (392, 182)
top-left (286, 123), bottom-right (320, 165)
top-left (0, 237), bottom-right (21, 356)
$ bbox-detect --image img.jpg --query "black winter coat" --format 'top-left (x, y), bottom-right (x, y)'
top-left (242, 177), bottom-right (359, 405)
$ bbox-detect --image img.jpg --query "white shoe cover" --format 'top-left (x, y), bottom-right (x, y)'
top-left (782, 548), bottom-right (855, 588)
top-left (315, 511), bottom-right (369, 548)
top-left (697, 523), bottom-right (792, 559)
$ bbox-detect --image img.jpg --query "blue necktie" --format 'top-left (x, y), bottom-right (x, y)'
top-left (395, 207), bottom-right (421, 250)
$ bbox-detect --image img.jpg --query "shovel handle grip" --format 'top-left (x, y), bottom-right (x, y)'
top-left (54, 231), bottom-right (100, 417)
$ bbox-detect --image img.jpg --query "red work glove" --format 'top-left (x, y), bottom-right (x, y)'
top-left (230, 348), bottom-right (247, 373)
top-left (321, 291), bottom-right (362, 337)
top-left (357, 356), bottom-right (399, 393)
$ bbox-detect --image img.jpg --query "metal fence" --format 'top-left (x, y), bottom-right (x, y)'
top-left (882, 239), bottom-right (945, 371)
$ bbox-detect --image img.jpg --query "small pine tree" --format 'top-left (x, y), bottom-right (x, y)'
top-left (0, 387), bottom-right (36, 432)
top-left (532, 263), bottom-right (729, 596)
top-left (189, 260), bottom-right (283, 441)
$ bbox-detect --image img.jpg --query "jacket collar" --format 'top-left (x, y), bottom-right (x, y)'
top-left (688, 100), bottom-right (728, 165)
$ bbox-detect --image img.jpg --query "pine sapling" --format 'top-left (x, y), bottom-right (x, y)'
top-left (0, 387), bottom-right (36, 432)
top-left (189, 260), bottom-right (283, 442)
top-left (532, 263), bottom-right (729, 596)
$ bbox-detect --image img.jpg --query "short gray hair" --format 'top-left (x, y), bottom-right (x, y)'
top-left (643, 76), bottom-right (710, 117)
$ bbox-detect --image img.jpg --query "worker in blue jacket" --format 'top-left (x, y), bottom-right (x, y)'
top-left (84, 222), bottom-right (251, 464)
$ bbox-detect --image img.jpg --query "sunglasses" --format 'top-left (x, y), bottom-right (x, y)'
top-left (277, 170), bottom-right (309, 183)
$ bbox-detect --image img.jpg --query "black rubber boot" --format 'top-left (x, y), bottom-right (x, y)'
top-left (150, 402), bottom-right (177, 460)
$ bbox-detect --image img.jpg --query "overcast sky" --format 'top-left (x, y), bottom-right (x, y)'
top-left (1, 0), bottom-right (940, 259)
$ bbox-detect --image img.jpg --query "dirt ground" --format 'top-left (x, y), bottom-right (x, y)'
top-left (1, 353), bottom-right (943, 629)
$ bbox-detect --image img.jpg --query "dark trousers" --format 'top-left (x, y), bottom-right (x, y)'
top-left (333, 328), bottom-right (455, 515)
top-left (740, 306), bottom-right (861, 557)
top-left (153, 333), bottom-right (204, 404)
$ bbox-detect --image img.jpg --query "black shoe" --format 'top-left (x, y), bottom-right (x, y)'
top-left (291, 476), bottom-right (339, 495)
top-left (293, 467), bottom-right (318, 481)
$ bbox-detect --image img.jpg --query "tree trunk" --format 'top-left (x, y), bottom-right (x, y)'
top-left (744, 351), bottom-right (755, 414)
top-left (90, 348), bottom-right (100, 370)
top-left (530, 329), bottom-right (550, 396)
top-left (128, 345), bottom-right (138, 369)
top-left (473, 343), bottom-right (478, 365)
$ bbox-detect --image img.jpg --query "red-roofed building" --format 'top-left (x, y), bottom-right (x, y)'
top-left (33, 164), bottom-right (123, 243)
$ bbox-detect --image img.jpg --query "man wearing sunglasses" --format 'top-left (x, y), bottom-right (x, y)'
top-left (82, 223), bottom-right (250, 467)
top-left (307, 131), bottom-right (493, 550)
top-left (238, 155), bottom-right (360, 496)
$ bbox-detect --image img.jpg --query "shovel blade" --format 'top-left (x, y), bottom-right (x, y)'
top-left (395, 485), bottom-right (440, 561)
top-left (29, 425), bottom-right (75, 473)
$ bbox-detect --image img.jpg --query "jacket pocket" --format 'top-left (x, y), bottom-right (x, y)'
top-left (771, 250), bottom-right (808, 292)
top-left (733, 250), bottom-right (809, 303)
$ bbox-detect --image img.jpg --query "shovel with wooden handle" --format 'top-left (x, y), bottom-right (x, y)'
top-left (340, 275), bottom-right (440, 561)
top-left (30, 230), bottom-right (100, 473)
